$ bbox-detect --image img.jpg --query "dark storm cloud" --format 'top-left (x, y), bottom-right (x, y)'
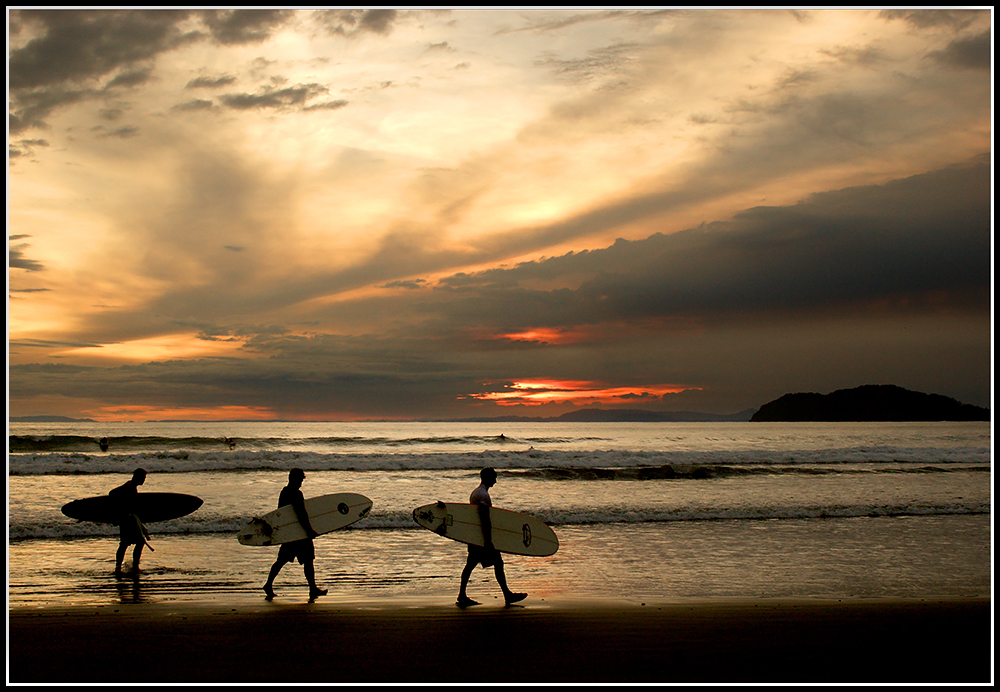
top-left (432, 157), bottom-right (991, 331)
top-left (219, 84), bottom-right (330, 110)
top-left (7, 10), bottom-right (194, 91)
top-left (929, 30), bottom-right (992, 70)
top-left (8, 138), bottom-right (50, 159)
top-left (7, 10), bottom-right (295, 132)
top-left (185, 74), bottom-right (238, 89)
top-left (314, 9), bottom-right (400, 37)
top-left (199, 9), bottom-right (294, 45)
top-left (9, 88), bottom-right (91, 135)
top-left (105, 67), bottom-right (155, 89)
top-left (304, 100), bottom-right (350, 112)
top-left (878, 9), bottom-right (985, 30)
top-left (9, 239), bottom-right (46, 272)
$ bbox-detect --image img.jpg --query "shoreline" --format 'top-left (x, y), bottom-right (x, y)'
top-left (8, 595), bottom-right (992, 683)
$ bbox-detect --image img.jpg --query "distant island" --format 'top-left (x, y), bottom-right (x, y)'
top-left (750, 384), bottom-right (990, 422)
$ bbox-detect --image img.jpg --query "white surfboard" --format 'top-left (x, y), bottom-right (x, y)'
top-left (412, 501), bottom-right (559, 557)
top-left (237, 493), bottom-right (372, 546)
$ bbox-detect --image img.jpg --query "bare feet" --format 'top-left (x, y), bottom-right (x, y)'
top-left (456, 596), bottom-right (481, 608)
top-left (505, 592), bottom-right (527, 605)
top-left (263, 584), bottom-right (275, 601)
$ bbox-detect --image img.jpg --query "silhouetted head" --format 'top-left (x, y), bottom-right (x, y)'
top-left (132, 468), bottom-right (147, 485)
top-left (289, 468), bottom-right (305, 486)
top-left (480, 467), bottom-right (497, 487)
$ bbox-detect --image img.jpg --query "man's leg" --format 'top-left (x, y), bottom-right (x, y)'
top-left (457, 553), bottom-right (480, 607)
top-left (115, 541), bottom-right (127, 574)
top-left (263, 555), bottom-right (289, 599)
top-left (492, 554), bottom-right (526, 605)
top-left (304, 561), bottom-right (327, 599)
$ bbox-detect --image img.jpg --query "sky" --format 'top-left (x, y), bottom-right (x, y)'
top-left (7, 8), bottom-right (994, 422)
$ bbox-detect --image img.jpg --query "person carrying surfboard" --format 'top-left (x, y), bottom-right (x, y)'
top-left (109, 468), bottom-right (151, 576)
top-left (457, 467), bottom-right (528, 608)
top-left (262, 468), bottom-right (329, 601)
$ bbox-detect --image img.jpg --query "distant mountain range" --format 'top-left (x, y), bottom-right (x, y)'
top-left (448, 408), bottom-right (757, 423)
top-left (8, 415), bottom-right (98, 423)
top-left (750, 384), bottom-right (990, 422)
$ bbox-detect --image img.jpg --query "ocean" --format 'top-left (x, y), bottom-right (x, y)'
top-left (7, 420), bottom-right (992, 608)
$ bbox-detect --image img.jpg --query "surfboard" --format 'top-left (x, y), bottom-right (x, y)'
top-left (412, 502), bottom-right (559, 557)
top-left (237, 493), bottom-right (373, 546)
top-left (61, 492), bottom-right (203, 524)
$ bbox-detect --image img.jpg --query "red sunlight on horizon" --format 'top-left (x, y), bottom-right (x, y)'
top-left (85, 405), bottom-right (278, 423)
top-left (495, 328), bottom-right (590, 345)
top-left (468, 379), bottom-right (697, 407)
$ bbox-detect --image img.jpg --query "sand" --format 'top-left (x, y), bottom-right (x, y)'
top-left (7, 595), bottom-right (991, 684)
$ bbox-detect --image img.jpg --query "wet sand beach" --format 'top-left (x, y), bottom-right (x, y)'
top-left (8, 595), bottom-right (991, 684)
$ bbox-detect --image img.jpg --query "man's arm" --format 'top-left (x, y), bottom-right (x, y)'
top-left (292, 494), bottom-right (318, 539)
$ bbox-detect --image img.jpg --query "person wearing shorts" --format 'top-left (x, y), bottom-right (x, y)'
top-left (457, 467), bottom-right (527, 608)
top-left (263, 468), bottom-right (328, 601)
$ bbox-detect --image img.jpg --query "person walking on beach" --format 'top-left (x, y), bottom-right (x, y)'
top-left (263, 468), bottom-right (328, 601)
top-left (457, 467), bottom-right (527, 608)
top-left (110, 468), bottom-right (152, 576)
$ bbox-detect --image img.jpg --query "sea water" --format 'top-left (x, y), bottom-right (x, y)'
top-left (7, 421), bottom-right (992, 607)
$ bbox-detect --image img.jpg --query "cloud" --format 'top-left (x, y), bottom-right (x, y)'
top-left (218, 83), bottom-right (330, 110)
top-left (7, 10), bottom-right (193, 90)
top-left (7, 10), bottom-right (294, 132)
top-left (314, 9), bottom-right (400, 37)
top-left (8, 138), bottom-right (50, 159)
top-left (171, 99), bottom-right (215, 112)
top-left (185, 74), bottom-right (238, 89)
top-left (93, 125), bottom-right (140, 139)
top-left (428, 157), bottom-right (990, 333)
top-left (929, 30), bottom-right (992, 70)
top-left (199, 9), bottom-right (295, 46)
top-left (9, 239), bottom-right (46, 272)
top-left (534, 42), bottom-right (640, 84)
top-left (878, 9), bottom-right (985, 30)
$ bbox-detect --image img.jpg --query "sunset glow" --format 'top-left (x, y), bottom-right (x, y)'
top-left (8, 9), bottom-right (991, 421)
top-left (470, 380), bottom-right (697, 407)
top-left (82, 405), bottom-right (277, 423)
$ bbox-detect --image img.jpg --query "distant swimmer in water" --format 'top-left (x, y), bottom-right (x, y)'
top-left (498, 433), bottom-right (506, 442)
top-left (224, 437), bottom-right (236, 449)
top-left (99, 437), bottom-right (110, 452)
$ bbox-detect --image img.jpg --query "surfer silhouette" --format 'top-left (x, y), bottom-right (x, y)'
top-left (263, 468), bottom-right (328, 601)
top-left (457, 467), bottom-right (527, 608)
top-left (110, 468), bottom-right (151, 576)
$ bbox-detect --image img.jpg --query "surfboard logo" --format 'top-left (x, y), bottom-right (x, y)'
top-left (522, 523), bottom-right (532, 547)
top-left (337, 502), bottom-right (350, 515)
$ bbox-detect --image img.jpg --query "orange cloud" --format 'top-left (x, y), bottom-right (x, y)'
top-left (467, 379), bottom-right (697, 407)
